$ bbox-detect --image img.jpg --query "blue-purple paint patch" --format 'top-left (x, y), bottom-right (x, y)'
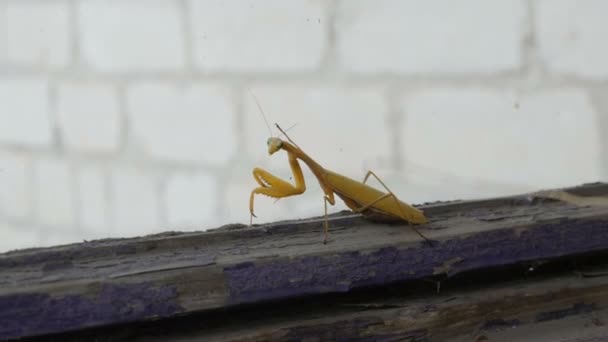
top-left (0, 282), bottom-right (183, 340)
top-left (224, 218), bottom-right (608, 304)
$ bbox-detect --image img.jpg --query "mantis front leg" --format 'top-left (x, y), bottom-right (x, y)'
top-left (249, 152), bottom-right (306, 225)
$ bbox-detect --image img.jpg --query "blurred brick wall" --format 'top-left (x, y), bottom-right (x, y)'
top-left (0, 0), bottom-right (607, 251)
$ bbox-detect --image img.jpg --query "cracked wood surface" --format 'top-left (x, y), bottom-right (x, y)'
top-left (1, 182), bottom-right (608, 340)
top-left (163, 266), bottom-right (608, 342)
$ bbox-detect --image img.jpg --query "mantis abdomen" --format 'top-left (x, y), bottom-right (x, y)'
top-left (324, 170), bottom-right (428, 224)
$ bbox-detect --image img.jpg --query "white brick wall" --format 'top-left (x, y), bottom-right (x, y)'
top-left (126, 82), bottom-right (236, 164)
top-left (0, 78), bottom-right (53, 146)
top-left (35, 158), bottom-right (76, 226)
top-left (536, 0), bottom-right (608, 79)
top-left (336, 0), bottom-right (526, 74)
top-left (5, 1), bottom-right (71, 68)
top-left (78, 0), bottom-right (185, 72)
top-left (0, 152), bottom-right (31, 219)
top-left (401, 87), bottom-right (602, 200)
top-left (110, 166), bottom-right (161, 236)
top-left (76, 164), bottom-right (109, 237)
top-left (57, 82), bottom-right (121, 153)
top-left (0, 0), bottom-right (607, 252)
top-left (190, 0), bottom-right (327, 71)
top-left (166, 171), bottom-right (217, 227)
top-left (0, 223), bottom-right (41, 252)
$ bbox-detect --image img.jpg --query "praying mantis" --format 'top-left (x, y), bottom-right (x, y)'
top-left (248, 94), bottom-right (431, 245)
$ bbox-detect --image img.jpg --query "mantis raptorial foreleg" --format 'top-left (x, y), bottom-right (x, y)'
top-left (249, 152), bottom-right (306, 224)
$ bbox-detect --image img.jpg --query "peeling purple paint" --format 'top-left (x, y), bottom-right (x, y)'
top-left (224, 218), bottom-right (608, 304)
top-left (0, 282), bottom-right (183, 340)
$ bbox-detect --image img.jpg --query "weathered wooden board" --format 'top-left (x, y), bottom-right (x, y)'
top-left (2, 183), bottom-right (608, 340)
top-left (139, 265), bottom-right (608, 341)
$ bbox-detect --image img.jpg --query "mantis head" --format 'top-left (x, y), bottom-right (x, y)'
top-left (267, 137), bottom-right (283, 155)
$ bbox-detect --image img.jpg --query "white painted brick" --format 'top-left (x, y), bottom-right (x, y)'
top-left (76, 164), bottom-right (109, 237)
top-left (0, 223), bottom-right (41, 253)
top-left (111, 166), bottom-right (161, 236)
top-left (5, 1), bottom-right (71, 68)
top-left (336, 0), bottom-right (526, 74)
top-left (0, 79), bottom-right (53, 146)
top-left (35, 158), bottom-right (75, 226)
top-left (166, 171), bottom-right (217, 229)
top-left (244, 85), bottom-right (390, 177)
top-left (57, 82), bottom-right (121, 153)
top-left (78, 0), bottom-right (185, 72)
top-left (127, 82), bottom-right (236, 164)
top-left (0, 152), bottom-right (31, 219)
top-left (401, 87), bottom-right (602, 199)
top-left (536, 0), bottom-right (608, 79)
top-left (190, 0), bottom-right (326, 71)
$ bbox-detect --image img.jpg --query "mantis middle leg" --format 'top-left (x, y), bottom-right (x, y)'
top-left (249, 152), bottom-right (306, 225)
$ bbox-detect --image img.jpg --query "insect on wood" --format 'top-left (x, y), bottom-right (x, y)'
top-left (248, 91), bottom-right (431, 245)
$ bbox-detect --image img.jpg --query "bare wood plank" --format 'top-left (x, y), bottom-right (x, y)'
top-left (1, 182), bottom-right (608, 340)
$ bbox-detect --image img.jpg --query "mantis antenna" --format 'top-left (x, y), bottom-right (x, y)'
top-left (247, 87), bottom-right (298, 141)
top-left (275, 123), bottom-right (301, 150)
top-left (247, 87), bottom-right (273, 137)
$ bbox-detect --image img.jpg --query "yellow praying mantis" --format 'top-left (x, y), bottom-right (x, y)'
top-left (248, 93), bottom-right (430, 245)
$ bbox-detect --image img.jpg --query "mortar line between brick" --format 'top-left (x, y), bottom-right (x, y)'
top-left (387, 87), bottom-right (404, 174)
top-left (213, 84), bottom-right (246, 224)
top-left (47, 79), bottom-right (62, 152)
top-left (25, 155), bottom-right (36, 226)
top-left (589, 89), bottom-right (608, 180)
top-left (157, 173), bottom-right (168, 227)
top-left (116, 83), bottom-right (129, 154)
top-left (103, 165), bottom-right (116, 235)
top-left (179, 0), bottom-right (194, 71)
top-left (1, 68), bottom-right (607, 87)
top-left (234, 84), bottom-right (246, 157)
top-left (521, 0), bottom-right (538, 76)
top-left (0, 3), bottom-right (6, 63)
top-left (600, 118), bottom-right (608, 181)
top-left (320, 0), bottom-right (338, 72)
top-left (68, 0), bottom-right (80, 67)
top-left (69, 159), bottom-right (82, 235)
top-left (30, 158), bottom-right (41, 234)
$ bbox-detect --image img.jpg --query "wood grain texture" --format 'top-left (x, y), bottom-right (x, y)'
top-left (2, 182), bottom-right (608, 340)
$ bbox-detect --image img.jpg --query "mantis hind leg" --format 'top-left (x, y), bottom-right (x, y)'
top-left (360, 171), bottom-right (432, 246)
